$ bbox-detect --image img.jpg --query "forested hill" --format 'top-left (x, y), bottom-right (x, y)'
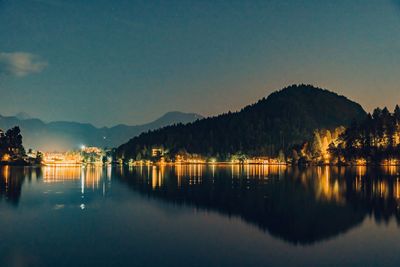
top-left (117, 84), bottom-right (366, 160)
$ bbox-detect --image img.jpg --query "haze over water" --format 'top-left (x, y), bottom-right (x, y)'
top-left (0, 165), bottom-right (399, 267)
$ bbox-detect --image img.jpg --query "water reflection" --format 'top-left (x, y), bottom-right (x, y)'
top-left (116, 165), bottom-right (400, 245)
top-left (0, 166), bottom-right (112, 207)
top-left (42, 165), bottom-right (112, 192)
top-left (0, 166), bottom-right (41, 206)
top-left (1, 165), bottom-right (400, 246)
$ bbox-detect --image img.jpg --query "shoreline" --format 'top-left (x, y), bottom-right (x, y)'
top-left (1, 162), bottom-right (399, 167)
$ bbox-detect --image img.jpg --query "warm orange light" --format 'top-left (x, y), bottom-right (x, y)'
top-left (1, 154), bottom-right (10, 162)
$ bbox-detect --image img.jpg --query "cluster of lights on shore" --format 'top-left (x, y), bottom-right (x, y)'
top-left (37, 140), bottom-right (400, 167)
top-left (127, 155), bottom-right (286, 167)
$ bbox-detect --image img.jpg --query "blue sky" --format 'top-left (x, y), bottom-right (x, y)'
top-left (1, 0), bottom-right (400, 126)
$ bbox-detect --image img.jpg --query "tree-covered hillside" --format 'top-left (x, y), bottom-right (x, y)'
top-left (117, 84), bottom-right (366, 161)
top-left (328, 106), bottom-right (400, 164)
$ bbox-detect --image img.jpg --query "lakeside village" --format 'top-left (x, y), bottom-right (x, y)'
top-left (1, 126), bottom-right (295, 166)
top-left (3, 107), bottom-right (400, 167)
top-left (0, 126), bottom-right (321, 166)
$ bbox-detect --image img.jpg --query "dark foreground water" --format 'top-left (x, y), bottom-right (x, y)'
top-left (1, 165), bottom-right (400, 267)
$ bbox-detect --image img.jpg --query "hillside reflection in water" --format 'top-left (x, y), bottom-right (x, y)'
top-left (2, 165), bottom-right (400, 244)
top-left (116, 164), bottom-right (400, 244)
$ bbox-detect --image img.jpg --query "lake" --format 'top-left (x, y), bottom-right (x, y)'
top-left (0, 164), bottom-right (400, 267)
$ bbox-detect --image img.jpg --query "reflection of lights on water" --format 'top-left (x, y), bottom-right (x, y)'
top-left (81, 168), bottom-right (85, 194)
top-left (126, 164), bottom-right (290, 189)
top-left (3, 166), bottom-right (9, 191)
top-left (40, 166), bottom-right (110, 202)
top-left (150, 165), bottom-right (166, 189)
top-left (107, 165), bottom-right (112, 180)
top-left (54, 204), bottom-right (65, 210)
top-left (152, 166), bottom-right (157, 189)
top-left (43, 167), bottom-right (81, 183)
top-left (10, 165), bottom-right (400, 212)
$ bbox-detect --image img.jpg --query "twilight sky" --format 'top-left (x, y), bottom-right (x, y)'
top-left (1, 0), bottom-right (400, 127)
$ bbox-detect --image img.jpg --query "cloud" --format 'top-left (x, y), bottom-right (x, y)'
top-left (0, 52), bottom-right (47, 77)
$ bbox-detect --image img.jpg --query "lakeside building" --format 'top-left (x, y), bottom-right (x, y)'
top-left (81, 146), bottom-right (105, 164)
top-left (42, 151), bottom-right (82, 166)
top-left (151, 148), bottom-right (164, 157)
top-left (42, 146), bottom-right (107, 166)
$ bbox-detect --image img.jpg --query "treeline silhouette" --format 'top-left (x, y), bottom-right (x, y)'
top-left (117, 85), bottom-right (365, 161)
top-left (329, 106), bottom-right (400, 164)
top-left (0, 126), bottom-right (26, 163)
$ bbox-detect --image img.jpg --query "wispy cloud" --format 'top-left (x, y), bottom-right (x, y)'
top-left (0, 52), bottom-right (47, 77)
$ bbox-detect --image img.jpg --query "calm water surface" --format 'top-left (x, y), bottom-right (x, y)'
top-left (1, 165), bottom-right (400, 267)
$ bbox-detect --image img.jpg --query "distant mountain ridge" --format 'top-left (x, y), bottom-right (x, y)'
top-left (0, 111), bottom-right (203, 151)
top-left (117, 84), bottom-right (367, 160)
top-left (15, 112), bottom-right (32, 120)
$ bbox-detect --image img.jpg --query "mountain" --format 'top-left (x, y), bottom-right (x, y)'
top-left (147, 111), bottom-right (203, 127)
top-left (117, 84), bottom-right (367, 160)
top-left (0, 112), bottom-right (203, 151)
top-left (15, 112), bottom-right (32, 120)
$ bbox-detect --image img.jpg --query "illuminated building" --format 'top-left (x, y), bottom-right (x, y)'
top-left (151, 148), bottom-right (164, 157)
top-left (42, 151), bottom-right (82, 166)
